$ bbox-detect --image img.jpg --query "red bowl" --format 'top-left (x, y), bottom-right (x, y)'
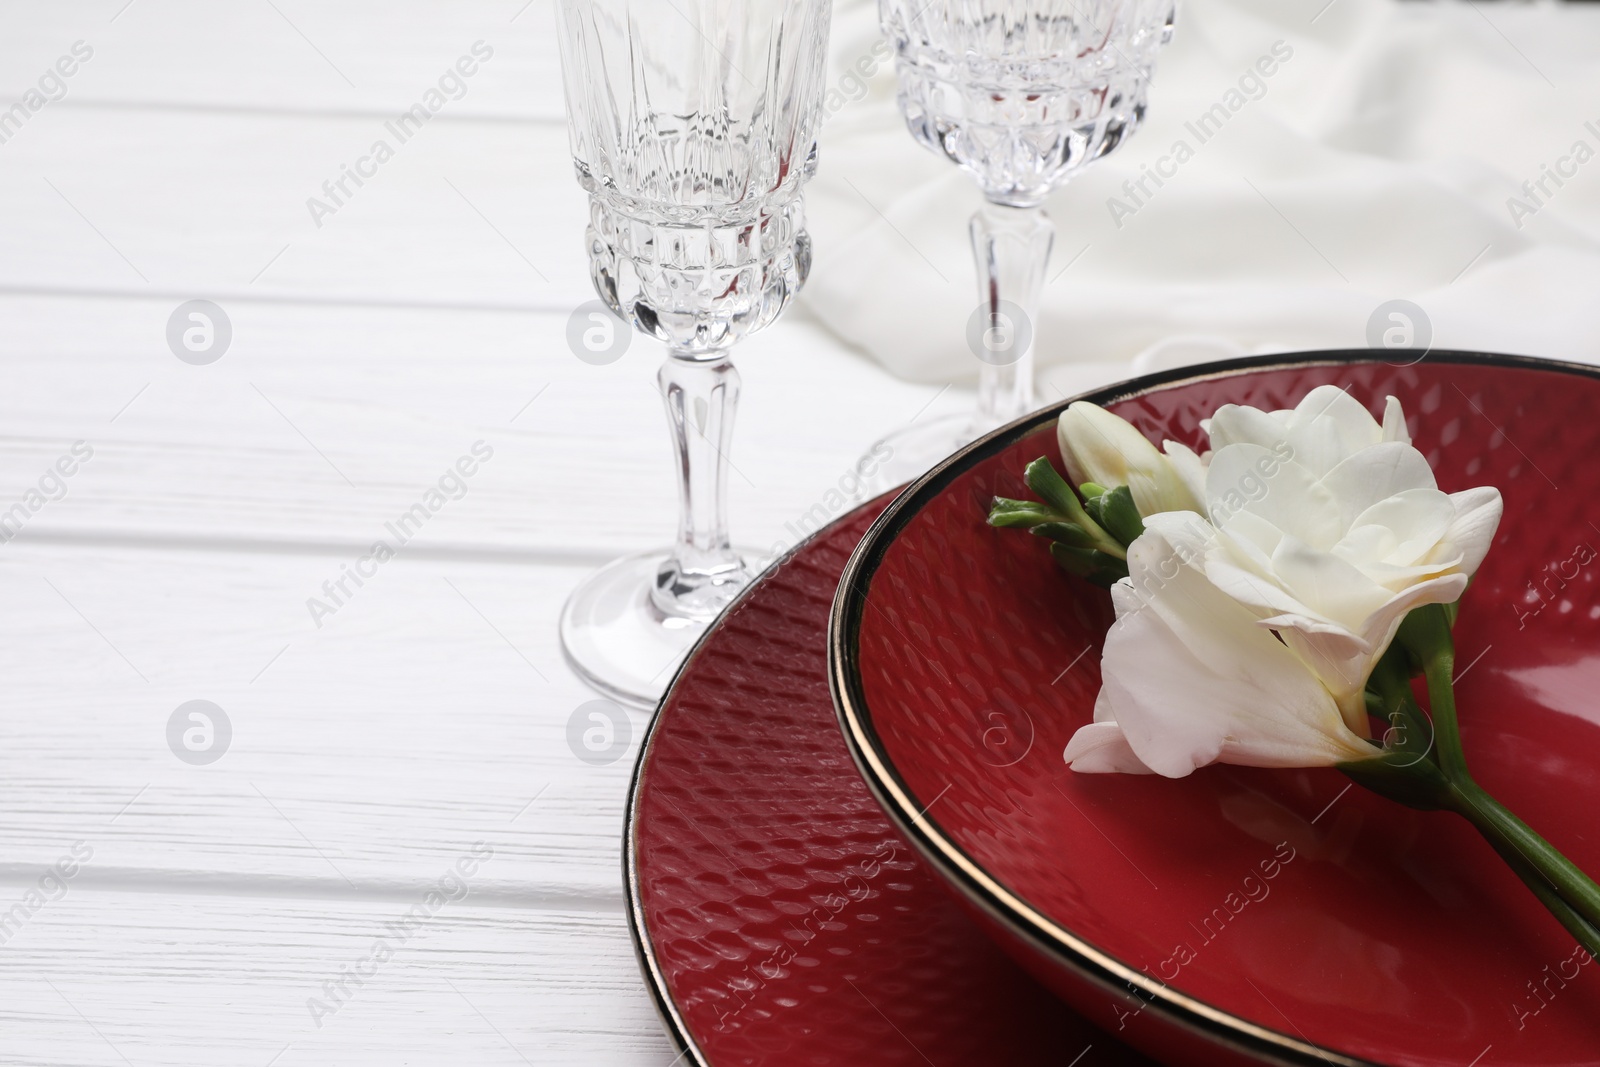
top-left (829, 351), bottom-right (1600, 1067)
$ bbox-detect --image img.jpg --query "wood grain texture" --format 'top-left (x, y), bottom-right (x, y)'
top-left (0, 0), bottom-right (566, 121)
top-left (0, 2), bottom-right (1165, 1061)
top-left (0, 298), bottom-right (956, 555)
top-left (0, 3), bottom-right (922, 1063)
top-left (0, 886), bottom-right (665, 1066)
top-left (0, 111), bottom-right (585, 309)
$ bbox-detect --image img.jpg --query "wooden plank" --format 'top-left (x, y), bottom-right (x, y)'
top-left (0, 7), bottom-right (902, 313)
top-left (0, 298), bottom-right (961, 557)
top-left (0, 541), bottom-right (650, 892)
top-left (0, 299), bottom-right (998, 901)
top-left (0, 884), bottom-right (671, 1065)
top-left (0, 109), bottom-right (587, 310)
top-left (0, 0), bottom-right (566, 121)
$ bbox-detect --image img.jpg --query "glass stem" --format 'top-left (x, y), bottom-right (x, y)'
top-left (970, 201), bottom-right (1054, 433)
top-left (652, 349), bottom-right (750, 621)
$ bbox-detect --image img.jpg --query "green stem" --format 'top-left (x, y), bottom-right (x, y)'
top-left (1447, 776), bottom-right (1600, 935)
top-left (1366, 649), bottom-right (1434, 763)
top-left (1479, 823), bottom-right (1600, 959)
top-left (1411, 606), bottom-right (1470, 780)
top-left (1390, 602), bottom-right (1600, 944)
top-left (1021, 458), bottom-right (1126, 559)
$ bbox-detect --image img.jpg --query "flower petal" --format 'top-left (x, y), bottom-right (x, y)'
top-left (1267, 387), bottom-right (1384, 477)
top-left (1207, 404), bottom-right (1288, 451)
top-left (1092, 533), bottom-right (1376, 778)
top-left (1433, 486), bottom-right (1504, 578)
top-left (1381, 396), bottom-right (1411, 444)
top-left (1162, 439), bottom-right (1210, 513)
top-left (1058, 402), bottom-right (1157, 490)
top-left (1289, 386), bottom-right (1384, 446)
top-left (1213, 509), bottom-right (1282, 568)
top-left (1282, 421), bottom-right (1343, 480)
top-left (1200, 532), bottom-right (1331, 625)
top-left (1318, 442), bottom-right (1438, 531)
top-left (1341, 488), bottom-right (1457, 567)
top-left (1268, 535), bottom-right (1393, 632)
top-left (1056, 402), bottom-right (1206, 516)
top-left (1063, 720), bottom-right (1157, 774)
top-left (1142, 510), bottom-right (1220, 571)
top-left (1129, 467), bottom-right (1205, 518)
top-left (1275, 570), bottom-right (1467, 724)
top-left (1207, 445), bottom-right (1342, 548)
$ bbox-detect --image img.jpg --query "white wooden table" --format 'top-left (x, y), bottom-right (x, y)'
top-left (0, 3), bottom-right (1151, 1063)
top-left (16, 0), bottom-right (1600, 1063)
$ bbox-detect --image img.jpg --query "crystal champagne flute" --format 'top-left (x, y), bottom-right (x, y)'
top-left (860, 0), bottom-right (1175, 492)
top-left (555, 0), bottom-right (834, 708)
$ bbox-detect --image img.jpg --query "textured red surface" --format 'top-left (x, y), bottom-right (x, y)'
top-left (632, 501), bottom-right (1158, 1066)
top-left (850, 357), bottom-right (1600, 1065)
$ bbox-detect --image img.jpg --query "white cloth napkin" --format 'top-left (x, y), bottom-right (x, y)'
top-left (800, 0), bottom-right (1600, 384)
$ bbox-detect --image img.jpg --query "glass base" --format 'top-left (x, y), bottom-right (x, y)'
top-left (559, 549), bottom-right (755, 710)
top-left (854, 413), bottom-right (981, 499)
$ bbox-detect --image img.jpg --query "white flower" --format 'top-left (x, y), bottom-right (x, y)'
top-left (1205, 386), bottom-right (1413, 459)
top-left (1057, 402), bottom-right (1207, 517)
top-left (1063, 530), bottom-right (1377, 777)
top-left (1145, 386), bottom-right (1502, 735)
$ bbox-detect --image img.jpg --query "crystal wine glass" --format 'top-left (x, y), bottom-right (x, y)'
top-left (860, 0), bottom-right (1176, 492)
top-left (556, 0), bottom-right (833, 708)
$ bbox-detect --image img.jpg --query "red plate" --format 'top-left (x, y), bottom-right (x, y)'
top-left (831, 352), bottom-right (1600, 1067)
top-left (626, 499), bottom-right (1158, 1066)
